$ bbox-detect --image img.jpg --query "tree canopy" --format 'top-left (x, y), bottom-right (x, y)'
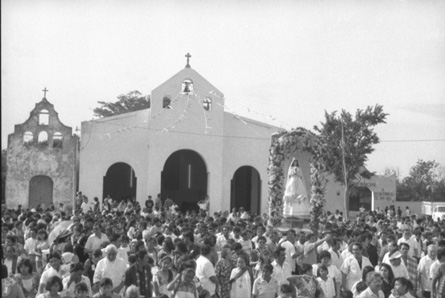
top-left (314, 104), bottom-right (388, 218)
top-left (397, 160), bottom-right (445, 202)
top-left (93, 90), bottom-right (150, 118)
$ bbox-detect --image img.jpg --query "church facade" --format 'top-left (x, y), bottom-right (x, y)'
top-left (6, 96), bottom-right (79, 209)
top-left (79, 63), bottom-right (281, 214)
top-left (4, 60), bottom-right (395, 216)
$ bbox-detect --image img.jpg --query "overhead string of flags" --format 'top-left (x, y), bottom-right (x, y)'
top-left (156, 93), bottom-right (193, 135)
top-left (81, 88), bottom-right (298, 150)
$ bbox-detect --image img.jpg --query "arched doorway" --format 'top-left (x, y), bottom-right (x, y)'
top-left (29, 175), bottom-right (53, 208)
top-left (103, 163), bottom-right (137, 202)
top-left (231, 166), bottom-right (261, 214)
top-left (161, 150), bottom-right (207, 212)
top-left (349, 186), bottom-right (372, 212)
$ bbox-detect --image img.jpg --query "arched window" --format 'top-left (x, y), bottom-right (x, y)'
top-left (23, 132), bottom-right (33, 143)
top-left (163, 96), bottom-right (172, 109)
top-left (38, 131), bottom-right (48, 145)
top-left (203, 97), bottom-right (212, 111)
top-left (53, 132), bottom-right (63, 148)
top-left (39, 109), bottom-right (49, 125)
top-left (182, 79), bottom-right (193, 94)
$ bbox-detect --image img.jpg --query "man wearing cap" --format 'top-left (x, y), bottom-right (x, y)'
top-left (93, 245), bottom-right (127, 295)
top-left (387, 251), bottom-right (409, 279)
top-left (38, 252), bottom-right (64, 294)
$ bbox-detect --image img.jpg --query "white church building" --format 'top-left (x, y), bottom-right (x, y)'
top-left (79, 58), bottom-right (282, 214)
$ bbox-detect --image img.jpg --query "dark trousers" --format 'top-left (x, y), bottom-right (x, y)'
top-left (422, 291), bottom-right (431, 298)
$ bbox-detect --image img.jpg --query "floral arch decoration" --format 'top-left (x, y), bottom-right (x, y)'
top-left (267, 127), bottom-right (327, 229)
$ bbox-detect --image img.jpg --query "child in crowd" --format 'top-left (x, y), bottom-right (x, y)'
top-left (316, 265), bottom-right (336, 298)
top-left (75, 282), bottom-right (90, 298)
top-left (93, 278), bottom-right (121, 298)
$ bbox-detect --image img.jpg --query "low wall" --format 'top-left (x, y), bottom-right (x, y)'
top-left (376, 201), bottom-right (423, 215)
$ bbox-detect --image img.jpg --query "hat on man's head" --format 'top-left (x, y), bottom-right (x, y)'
top-left (62, 252), bottom-right (74, 264)
top-left (389, 251), bottom-right (402, 260)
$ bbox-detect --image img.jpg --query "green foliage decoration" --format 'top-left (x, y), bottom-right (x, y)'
top-left (267, 127), bottom-right (327, 229)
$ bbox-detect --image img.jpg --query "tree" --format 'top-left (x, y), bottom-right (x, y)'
top-left (314, 104), bottom-right (388, 218)
top-left (1, 149), bottom-right (6, 203)
top-left (93, 90), bottom-right (150, 118)
top-left (397, 160), bottom-right (445, 202)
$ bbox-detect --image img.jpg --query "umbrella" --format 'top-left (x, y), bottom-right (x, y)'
top-left (48, 220), bottom-right (73, 244)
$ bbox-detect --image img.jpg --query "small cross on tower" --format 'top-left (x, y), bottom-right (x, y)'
top-left (42, 87), bottom-right (49, 98)
top-left (185, 53), bottom-right (191, 68)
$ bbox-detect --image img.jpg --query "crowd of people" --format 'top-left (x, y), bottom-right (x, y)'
top-left (2, 194), bottom-right (445, 298)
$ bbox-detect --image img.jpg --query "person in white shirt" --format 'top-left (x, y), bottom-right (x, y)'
top-left (357, 272), bottom-right (385, 298)
top-left (313, 250), bottom-right (341, 294)
top-left (62, 263), bottom-right (92, 298)
top-left (84, 223), bottom-right (109, 255)
top-left (271, 247), bottom-right (292, 286)
top-left (397, 227), bottom-right (419, 259)
top-left (382, 240), bottom-right (400, 265)
top-left (417, 244), bottom-right (437, 298)
top-left (38, 252), bottom-right (65, 294)
top-left (23, 228), bottom-right (39, 271)
top-left (278, 229), bottom-right (298, 273)
top-left (93, 245), bottom-right (127, 295)
top-left (329, 238), bottom-right (344, 270)
top-left (317, 231), bottom-right (333, 255)
top-left (163, 226), bottom-right (177, 241)
top-left (341, 242), bottom-right (372, 291)
top-left (216, 226), bottom-right (232, 251)
top-left (252, 226), bottom-right (271, 248)
top-left (227, 208), bottom-right (240, 224)
top-left (387, 251), bottom-right (409, 279)
top-left (341, 239), bottom-right (354, 261)
top-left (316, 265), bottom-right (336, 298)
top-left (80, 196), bottom-right (92, 214)
top-left (196, 244), bottom-right (219, 296)
top-left (252, 263), bottom-right (279, 298)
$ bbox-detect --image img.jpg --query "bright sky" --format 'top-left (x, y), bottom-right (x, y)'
top-left (2, 0), bottom-right (445, 178)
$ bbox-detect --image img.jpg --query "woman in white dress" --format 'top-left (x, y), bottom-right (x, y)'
top-left (283, 158), bottom-right (310, 218)
top-left (229, 256), bottom-right (252, 298)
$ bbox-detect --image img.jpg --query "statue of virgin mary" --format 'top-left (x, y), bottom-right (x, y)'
top-left (283, 158), bottom-right (310, 218)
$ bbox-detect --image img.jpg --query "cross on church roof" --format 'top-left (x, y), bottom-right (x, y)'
top-left (42, 87), bottom-right (49, 98)
top-left (185, 53), bottom-right (191, 68)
